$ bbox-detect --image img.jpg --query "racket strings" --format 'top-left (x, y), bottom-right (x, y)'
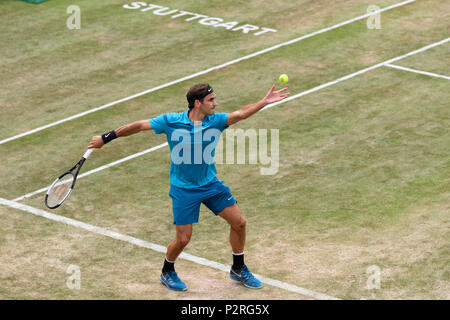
top-left (46, 175), bottom-right (74, 208)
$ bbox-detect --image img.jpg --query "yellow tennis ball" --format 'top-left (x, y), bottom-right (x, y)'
top-left (279, 74), bottom-right (288, 84)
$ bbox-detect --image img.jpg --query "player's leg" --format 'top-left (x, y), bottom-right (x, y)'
top-left (218, 203), bottom-right (246, 255)
top-left (161, 184), bottom-right (202, 291)
top-left (160, 224), bottom-right (192, 292)
top-left (218, 204), bottom-right (263, 289)
top-left (202, 181), bottom-right (244, 254)
top-left (166, 224), bottom-right (193, 262)
top-left (202, 180), bottom-right (262, 289)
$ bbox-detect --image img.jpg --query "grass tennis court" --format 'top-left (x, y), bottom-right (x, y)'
top-left (0, 0), bottom-right (448, 299)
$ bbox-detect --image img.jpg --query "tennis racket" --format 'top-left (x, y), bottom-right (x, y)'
top-left (45, 148), bottom-right (94, 209)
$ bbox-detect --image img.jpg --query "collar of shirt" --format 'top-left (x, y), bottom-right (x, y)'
top-left (182, 109), bottom-right (212, 127)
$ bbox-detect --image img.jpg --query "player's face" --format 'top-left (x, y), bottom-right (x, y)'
top-left (199, 93), bottom-right (217, 115)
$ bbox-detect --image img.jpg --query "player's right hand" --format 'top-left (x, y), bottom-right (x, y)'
top-left (88, 135), bottom-right (104, 149)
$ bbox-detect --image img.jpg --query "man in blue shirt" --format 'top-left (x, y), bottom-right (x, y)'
top-left (89, 83), bottom-right (289, 291)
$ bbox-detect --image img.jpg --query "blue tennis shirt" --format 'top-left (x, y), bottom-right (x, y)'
top-left (149, 110), bottom-right (229, 189)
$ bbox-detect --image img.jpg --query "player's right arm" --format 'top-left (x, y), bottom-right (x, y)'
top-left (226, 85), bottom-right (289, 126)
top-left (88, 120), bottom-right (152, 149)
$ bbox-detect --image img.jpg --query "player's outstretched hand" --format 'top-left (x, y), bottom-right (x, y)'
top-left (88, 135), bottom-right (104, 149)
top-left (263, 85), bottom-right (290, 105)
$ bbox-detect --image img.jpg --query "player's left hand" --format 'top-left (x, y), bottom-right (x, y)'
top-left (263, 85), bottom-right (290, 104)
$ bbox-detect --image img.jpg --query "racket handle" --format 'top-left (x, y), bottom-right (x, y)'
top-left (83, 148), bottom-right (95, 159)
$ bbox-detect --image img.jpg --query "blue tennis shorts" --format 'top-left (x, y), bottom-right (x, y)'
top-left (169, 178), bottom-right (237, 225)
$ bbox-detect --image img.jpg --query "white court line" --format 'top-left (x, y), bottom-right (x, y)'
top-left (384, 63), bottom-right (450, 80)
top-left (13, 37), bottom-right (450, 202)
top-left (0, 0), bottom-right (416, 146)
top-left (0, 197), bottom-right (339, 300)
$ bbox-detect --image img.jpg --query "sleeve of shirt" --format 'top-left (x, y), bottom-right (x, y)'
top-left (214, 112), bottom-right (229, 132)
top-left (149, 114), bottom-right (167, 135)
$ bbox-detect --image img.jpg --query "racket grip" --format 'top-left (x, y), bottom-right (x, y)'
top-left (83, 148), bottom-right (95, 159)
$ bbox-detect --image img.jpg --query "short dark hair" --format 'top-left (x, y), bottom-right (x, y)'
top-left (186, 84), bottom-right (214, 109)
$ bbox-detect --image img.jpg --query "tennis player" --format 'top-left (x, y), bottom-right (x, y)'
top-left (89, 84), bottom-right (289, 291)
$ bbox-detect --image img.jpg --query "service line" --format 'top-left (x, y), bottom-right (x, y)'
top-left (384, 63), bottom-right (450, 80)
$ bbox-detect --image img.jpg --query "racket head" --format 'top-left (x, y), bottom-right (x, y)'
top-left (45, 172), bottom-right (75, 209)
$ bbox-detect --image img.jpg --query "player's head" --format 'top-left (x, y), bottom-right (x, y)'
top-left (186, 84), bottom-right (217, 114)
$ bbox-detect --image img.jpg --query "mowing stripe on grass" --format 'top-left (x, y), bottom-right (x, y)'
top-left (13, 37), bottom-right (449, 202)
top-left (384, 63), bottom-right (450, 80)
top-left (0, 0), bottom-right (416, 146)
top-left (0, 197), bottom-right (340, 300)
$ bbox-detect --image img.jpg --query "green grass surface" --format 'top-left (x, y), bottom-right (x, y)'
top-left (0, 0), bottom-right (449, 299)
